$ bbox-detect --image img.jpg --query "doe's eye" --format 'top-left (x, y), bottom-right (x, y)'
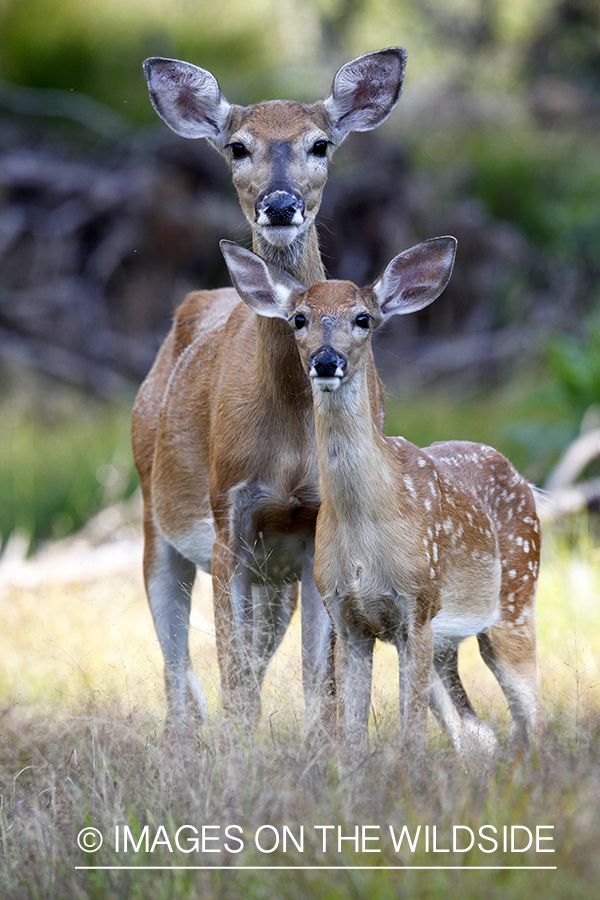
top-left (311, 140), bottom-right (328, 157)
top-left (355, 314), bottom-right (371, 329)
top-left (230, 142), bottom-right (248, 160)
top-left (294, 313), bottom-right (307, 330)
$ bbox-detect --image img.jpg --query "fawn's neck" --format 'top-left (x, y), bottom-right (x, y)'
top-left (313, 369), bottom-right (393, 514)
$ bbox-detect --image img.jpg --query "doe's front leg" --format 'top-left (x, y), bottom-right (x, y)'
top-left (211, 530), bottom-right (261, 738)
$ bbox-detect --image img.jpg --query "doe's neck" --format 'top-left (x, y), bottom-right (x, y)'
top-left (249, 223), bottom-right (325, 404)
top-left (253, 316), bottom-right (312, 407)
top-left (253, 225), bottom-right (325, 285)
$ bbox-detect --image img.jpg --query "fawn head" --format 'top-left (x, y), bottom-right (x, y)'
top-left (221, 237), bottom-right (457, 390)
top-left (144, 50), bottom-right (406, 252)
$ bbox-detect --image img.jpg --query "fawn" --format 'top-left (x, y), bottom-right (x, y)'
top-left (221, 237), bottom-right (540, 755)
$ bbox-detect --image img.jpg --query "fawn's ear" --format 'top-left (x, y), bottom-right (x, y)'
top-left (143, 58), bottom-right (231, 142)
top-left (323, 48), bottom-right (407, 139)
top-left (373, 237), bottom-right (457, 320)
top-left (220, 241), bottom-right (307, 318)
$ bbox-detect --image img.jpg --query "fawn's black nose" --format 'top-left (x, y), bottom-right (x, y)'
top-left (309, 348), bottom-right (348, 378)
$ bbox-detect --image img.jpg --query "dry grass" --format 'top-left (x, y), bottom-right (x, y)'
top-left (1, 519), bottom-right (599, 899)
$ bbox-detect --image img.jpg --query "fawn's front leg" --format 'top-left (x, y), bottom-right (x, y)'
top-left (334, 624), bottom-right (375, 748)
top-left (301, 553), bottom-right (336, 739)
top-left (401, 615), bottom-right (434, 756)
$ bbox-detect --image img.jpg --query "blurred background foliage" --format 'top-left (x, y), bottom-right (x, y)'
top-left (0, 0), bottom-right (599, 549)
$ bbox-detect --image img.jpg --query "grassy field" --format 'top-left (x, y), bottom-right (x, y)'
top-left (1, 512), bottom-right (599, 899)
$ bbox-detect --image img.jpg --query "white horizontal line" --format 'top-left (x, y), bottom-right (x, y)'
top-left (75, 865), bottom-right (557, 871)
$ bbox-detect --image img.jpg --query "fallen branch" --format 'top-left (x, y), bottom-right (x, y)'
top-left (537, 477), bottom-right (600, 522)
top-left (539, 427), bottom-right (600, 521)
top-left (544, 428), bottom-right (600, 492)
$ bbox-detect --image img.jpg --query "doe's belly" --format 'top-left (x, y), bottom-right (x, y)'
top-left (248, 531), bottom-right (311, 586)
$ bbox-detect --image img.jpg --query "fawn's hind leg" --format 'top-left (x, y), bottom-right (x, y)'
top-left (478, 616), bottom-right (537, 746)
top-left (430, 642), bottom-right (498, 757)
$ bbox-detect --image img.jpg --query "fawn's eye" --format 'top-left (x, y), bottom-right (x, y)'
top-left (294, 313), bottom-right (307, 330)
top-left (355, 314), bottom-right (371, 329)
top-left (230, 142), bottom-right (248, 160)
top-left (311, 140), bottom-right (328, 157)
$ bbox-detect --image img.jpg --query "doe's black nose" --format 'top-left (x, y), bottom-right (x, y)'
top-left (257, 190), bottom-right (304, 226)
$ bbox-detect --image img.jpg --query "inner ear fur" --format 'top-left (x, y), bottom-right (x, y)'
top-left (220, 240), bottom-right (306, 318)
top-left (373, 237), bottom-right (458, 318)
top-left (143, 57), bottom-right (231, 142)
top-left (323, 48), bottom-right (407, 138)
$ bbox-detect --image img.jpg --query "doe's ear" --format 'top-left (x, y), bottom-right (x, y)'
top-left (220, 241), bottom-right (307, 319)
top-left (143, 57), bottom-right (231, 142)
top-left (323, 48), bottom-right (407, 140)
top-left (373, 237), bottom-right (457, 320)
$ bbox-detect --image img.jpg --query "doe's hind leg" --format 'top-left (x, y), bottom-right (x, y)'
top-left (250, 582), bottom-right (298, 686)
top-left (143, 517), bottom-right (207, 728)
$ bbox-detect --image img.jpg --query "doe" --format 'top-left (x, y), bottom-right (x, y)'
top-left (133, 50), bottom-right (406, 731)
top-left (221, 238), bottom-right (540, 755)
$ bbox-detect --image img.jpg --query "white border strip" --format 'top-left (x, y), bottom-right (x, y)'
top-left (76, 865), bottom-right (557, 871)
